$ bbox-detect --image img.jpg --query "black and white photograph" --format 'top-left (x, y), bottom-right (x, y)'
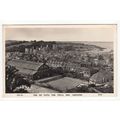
top-left (1, 1), bottom-right (120, 120)
top-left (3, 24), bottom-right (116, 96)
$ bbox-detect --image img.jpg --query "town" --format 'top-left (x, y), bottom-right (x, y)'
top-left (5, 40), bottom-right (114, 93)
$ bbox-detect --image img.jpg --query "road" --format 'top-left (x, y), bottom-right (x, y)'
top-left (27, 84), bottom-right (59, 93)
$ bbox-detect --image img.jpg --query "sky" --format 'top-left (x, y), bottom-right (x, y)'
top-left (4, 25), bottom-right (116, 42)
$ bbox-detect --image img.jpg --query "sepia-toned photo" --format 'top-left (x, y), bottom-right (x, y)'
top-left (3, 24), bottom-right (117, 97)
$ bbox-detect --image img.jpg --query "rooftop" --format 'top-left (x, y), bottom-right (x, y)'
top-left (7, 59), bottom-right (43, 75)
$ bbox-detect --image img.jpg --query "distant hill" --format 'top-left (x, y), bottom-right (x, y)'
top-left (57, 41), bottom-right (104, 51)
top-left (6, 40), bottom-right (29, 47)
top-left (6, 40), bottom-right (104, 52)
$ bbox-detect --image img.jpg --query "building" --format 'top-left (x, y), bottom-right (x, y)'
top-left (7, 59), bottom-right (60, 80)
top-left (89, 69), bottom-right (113, 85)
top-left (7, 59), bottom-right (43, 79)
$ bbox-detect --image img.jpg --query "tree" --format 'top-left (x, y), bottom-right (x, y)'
top-left (98, 55), bottom-right (104, 60)
top-left (6, 65), bottom-right (31, 93)
top-left (19, 45), bottom-right (26, 52)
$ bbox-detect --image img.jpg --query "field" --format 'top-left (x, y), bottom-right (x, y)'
top-left (44, 77), bottom-right (88, 92)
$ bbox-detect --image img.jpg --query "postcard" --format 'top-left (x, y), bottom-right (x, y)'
top-left (2, 24), bottom-right (117, 97)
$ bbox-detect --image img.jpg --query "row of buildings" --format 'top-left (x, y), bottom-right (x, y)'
top-left (6, 47), bottom-right (113, 67)
top-left (7, 59), bottom-right (113, 85)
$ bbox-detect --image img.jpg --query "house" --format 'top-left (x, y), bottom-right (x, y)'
top-left (77, 67), bottom-right (91, 78)
top-left (7, 59), bottom-right (43, 79)
top-left (7, 59), bottom-right (59, 80)
top-left (89, 69), bottom-right (113, 85)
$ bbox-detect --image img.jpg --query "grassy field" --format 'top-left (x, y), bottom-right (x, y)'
top-left (44, 77), bottom-right (88, 92)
